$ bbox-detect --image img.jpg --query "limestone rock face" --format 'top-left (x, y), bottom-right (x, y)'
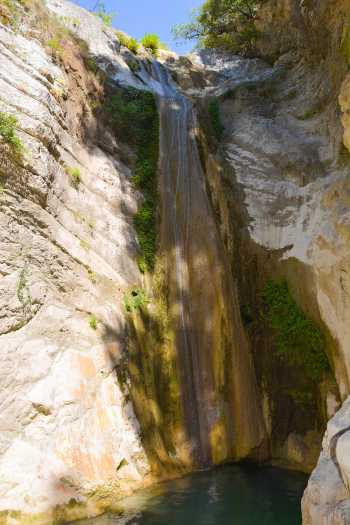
top-left (0, 5), bottom-right (152, 523)
top-left (0, 1), bottom-right (267, 521)
top-left (163, 1), bottom-right (350, 520)
top-left (302, 398), bottom-right (350, 525)
top-left (1, 0), bottom-right (350, 522)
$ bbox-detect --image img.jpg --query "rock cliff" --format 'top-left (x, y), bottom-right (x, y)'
top-left (0, 2), bottom-right (152, 522)
top-left (186, 0), bottom-right (350, 522)
top-left (0, 0), bottom-right (350, 523)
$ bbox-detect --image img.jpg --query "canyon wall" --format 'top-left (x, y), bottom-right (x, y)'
top-left (1, 0), bottom-right (350, 523)
top-left (0, 0), bottom-right (266, 522)
top-left (0, 2), bottom-right (153, 523)
top-left (187, 0), bottom-right (350, 522)
top-left (164, 0), bottom-right (350, 520)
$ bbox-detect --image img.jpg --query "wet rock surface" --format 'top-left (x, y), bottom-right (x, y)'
top-left (162, 4), bottom-right (350, 521)
top-left (0, 0), bottom-right (350, 523)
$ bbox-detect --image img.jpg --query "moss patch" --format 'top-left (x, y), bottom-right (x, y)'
top-left (341, 19), bottom-right (350, 64)
top-left (66, 166), bottom-right (81, 189)
top-left (104, 87), bottom-right (159, 272)
top-left (262, 279), bottom-right (330, 382)
top-left (208, 98), bottom-right (224, 140)
top-left (122, 260), bottom-right (186, 474)
top-left (123, 288), bottom-right (149, 313)
top-left (89, 314), bottom-right (98, 330)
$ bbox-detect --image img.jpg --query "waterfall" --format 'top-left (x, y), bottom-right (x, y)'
top-left (137, 61), bottom-right (266, 467)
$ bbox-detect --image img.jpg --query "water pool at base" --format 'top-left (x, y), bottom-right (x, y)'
top-left (77, 465), bottom-right (308, 525)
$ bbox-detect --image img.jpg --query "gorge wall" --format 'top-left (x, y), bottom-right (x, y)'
top-left (0, 2), bottom-right (153, 523)
top-left (0, 0), bottom-right (350, 523)
top-left (195, 0), bottom-right (350, 522)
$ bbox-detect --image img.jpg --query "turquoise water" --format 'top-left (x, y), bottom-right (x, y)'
top-left (80, 465), bottom-right (307, 525)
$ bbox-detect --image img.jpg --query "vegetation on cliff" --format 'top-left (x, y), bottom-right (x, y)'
top-left (123, 288), bottom-right (149, 312)
top-left (94, 0), bottom-right (115, 26)
top-left (208, 98), bottom-right (224, 140)
top-left (65, 166), bottom-right (81, 189)
top-left (0, 111), bottom-right (24, 159)
top-left (123, 262), bottom-right (184, 472)
top-left (0, 0), bottom-right (21, 28)
top-left (116, 30), bottom-right (140, 54)
top-left (140, 33), bottom-right (167, 56)
top-left (173, 0), bottom-right (264, 54)
top-left (263, 280), bottom-right (330, 382)
top-left (104, 88), bottom-right (159, 273)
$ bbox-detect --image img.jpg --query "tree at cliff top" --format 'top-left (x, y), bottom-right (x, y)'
top-left (172, 0), bottom-right (264, 55)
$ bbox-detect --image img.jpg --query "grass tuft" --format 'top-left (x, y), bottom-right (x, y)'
top-left (0, 111), bottom-right (24, 159)
top-left (140, 33), bottom-right (167, 57)
top-left (116, 31), bottom-right (139, 54)
top-left (89, 314), bottom-right (98, 330)
top-left (66, 166), bottom-right (81, 189)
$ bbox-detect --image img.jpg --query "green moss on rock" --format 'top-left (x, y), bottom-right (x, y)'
top-left (208, 98), bottom-right (224, 140)
top-left (263, 279), bottom-right (330, 382)
top-left (341, 20), bottom-right (350, 64)
top-left (104, 88), bottom-right (159, 272)
top-left (123, 287), bottom-right (149, 313)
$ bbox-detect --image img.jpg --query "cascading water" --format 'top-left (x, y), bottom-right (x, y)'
top-left (136, 60), bottom-right (266, 467)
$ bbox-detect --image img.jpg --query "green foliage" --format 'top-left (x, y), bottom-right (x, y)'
top-left (127, 38), bottom-right (139, 54)
top-left (263, 280), bottom-right (330, 382)
top-left (88, 218), bottom-right (95, 230)
top-left (47, 37), bottom-right (63, 54)
top-left (94, 1), bottom-right (115, 26)
top-left (0, 111), bottom-right (24, 158)
top-left (89, 314), bottom-right (98, 330)
top-left (341, 21), bottom-right (350, 64)
top-left (133, 201), bottom-right (157, 272)
top-left (105, 88), bottom-right (159, 272)
top-left (123, 288), bottom-right (149, 313)
top-left (84, 55), bottom-right (99, 74)
top-left (140, 33), bottom-right (167, 56)
top-left (208, 98), bottom-right (224, 140)
top-left (66, 166), bottom-right (81, 189)
top-left (0, 0), bottom-right (20, 28)
top-left (116, 31), bottom-right (139, 54)
top-left (172, 0), bottom-right (263, 55)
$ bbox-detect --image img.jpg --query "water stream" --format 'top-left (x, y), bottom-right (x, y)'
top-left (91, 60), bottom-right (310, 525)
top-left (75, 465), bottom-right (307, 525)
top-left (142, 61), bottom-right (266, 465)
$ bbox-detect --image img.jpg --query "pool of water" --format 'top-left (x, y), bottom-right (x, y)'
top-left (77, 464), bottom-right (308, 525)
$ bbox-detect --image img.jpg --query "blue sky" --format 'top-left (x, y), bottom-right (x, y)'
top-left (72, 0), bottom-right (202, 53)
